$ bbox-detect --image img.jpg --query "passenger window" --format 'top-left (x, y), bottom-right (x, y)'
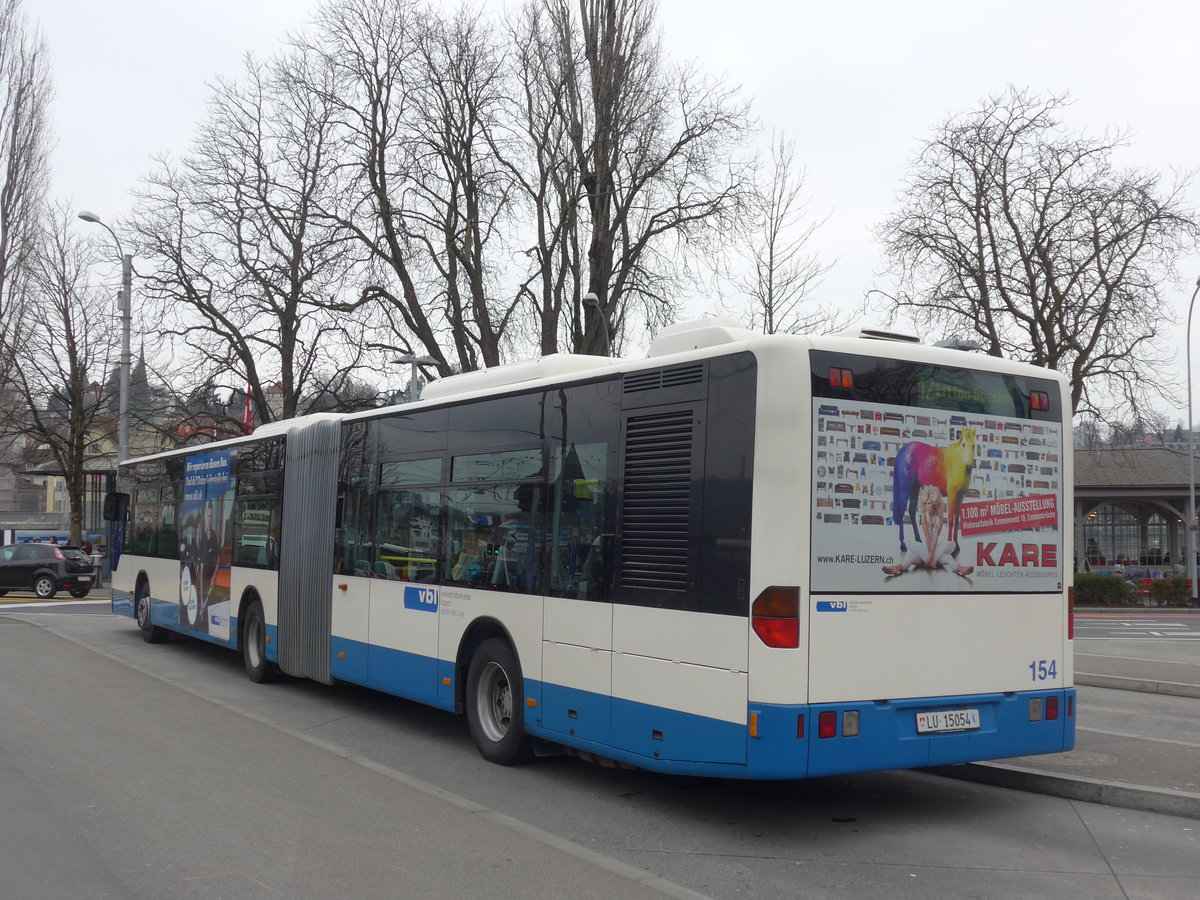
top-left (549, 442), bottom-right (613, 601)
top-left (374, 490), bottom-right (441, 582)
top-left (445, 483), bottom-right (546, 593)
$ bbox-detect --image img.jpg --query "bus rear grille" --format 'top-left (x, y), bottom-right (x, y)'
top-left (623, 363), bottom-right (704, 394)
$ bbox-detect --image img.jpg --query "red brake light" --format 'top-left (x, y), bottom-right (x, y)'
top-left (828, 367), bottom-right (853, 390)
top-left (818, 711), bottom-right (837, 738)
top-left (53, 547), bottom-right (65, 560)
top-left (1046, 696), bottom-right (1059, 720)
top-left (752, 617), bottom-right (799, 648)
top-left (752, 586), bottom-right (800, 648)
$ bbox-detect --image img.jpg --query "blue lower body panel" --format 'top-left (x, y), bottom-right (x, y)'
top-left (758, 689), bottom-right (1077, 780)
top-left (531, 685), bottom-right (1075, 780)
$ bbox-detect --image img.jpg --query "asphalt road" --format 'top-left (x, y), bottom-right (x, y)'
top-left (1, 604), bottom-right (1198, 900)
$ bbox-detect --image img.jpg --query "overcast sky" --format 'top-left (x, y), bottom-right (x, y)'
top-left (28, 0), bottom-right (1200, 416)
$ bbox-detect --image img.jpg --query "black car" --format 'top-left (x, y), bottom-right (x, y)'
top-left (0, 543), bottom-right (96, 599)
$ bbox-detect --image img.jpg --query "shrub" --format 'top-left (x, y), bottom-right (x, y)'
top-left (1074, 573), bottom-right (1136, 607)
top-left (1148, 576), bottom-right (1191, 607)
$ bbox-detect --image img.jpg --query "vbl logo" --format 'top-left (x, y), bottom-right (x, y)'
top-left (404, 585), bottom-right (439, 613)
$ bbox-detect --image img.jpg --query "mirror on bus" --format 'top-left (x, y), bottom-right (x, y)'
top-left (103, 491), bottom-right (130, 522)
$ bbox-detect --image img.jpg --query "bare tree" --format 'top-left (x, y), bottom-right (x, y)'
top-left (545, 0), bottom-right (752, 354)
top-left (876, 87), bottom-right (1199, 418)
top-left (4, 205), bottom-right (119, 545)
top-left (733, 133), bottom-right (842, 335)
top-left (0, 0), bottom-right (51, 393)
top-left (132, 50), bottom-right (366, 426)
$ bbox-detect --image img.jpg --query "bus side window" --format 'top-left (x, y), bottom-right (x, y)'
top-left (549, 442), bottom-right (614, 602)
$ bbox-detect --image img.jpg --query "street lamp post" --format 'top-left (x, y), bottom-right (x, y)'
top-left (1186, 276), bottom-right (1200, 605)
top-left (78, 211), bottom-right (132, 464)
top-left (583, 292), bottom-right (610, 357)
top-left (391, 355), bottom-right (438, 403)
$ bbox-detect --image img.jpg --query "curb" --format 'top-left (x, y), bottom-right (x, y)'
top-left (927, 761), bottom-right (1200, 820)
top-left (1076, 672), bottom-right (1200, 699)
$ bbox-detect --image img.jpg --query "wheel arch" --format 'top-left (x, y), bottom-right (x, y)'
top-left (236, 587), bottom-right (264, 653)
top-left (454, 616), bottom-right (519, 715)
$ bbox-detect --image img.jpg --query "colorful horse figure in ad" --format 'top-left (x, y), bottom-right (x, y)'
top-left (891, 428), bottom-right (976, 552)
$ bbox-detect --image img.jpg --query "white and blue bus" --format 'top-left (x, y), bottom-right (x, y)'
top-left (107, 319), bottom-right (1075, 778)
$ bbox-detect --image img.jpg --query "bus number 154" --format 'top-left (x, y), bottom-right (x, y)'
top-left (1028, 659), bottom-right (1057, 681)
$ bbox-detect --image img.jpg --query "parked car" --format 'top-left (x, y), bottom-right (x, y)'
top-left (0, 542), bottom-right (96, 598)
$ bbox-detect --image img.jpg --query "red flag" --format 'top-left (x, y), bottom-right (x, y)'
top-left (242, 388), bottom-right (253, 433)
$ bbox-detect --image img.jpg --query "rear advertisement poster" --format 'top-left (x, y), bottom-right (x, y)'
top-left (810, 400), bottom-right (1063, 593)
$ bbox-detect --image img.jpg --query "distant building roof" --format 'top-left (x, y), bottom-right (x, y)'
top-left (1074, 446), bottom-right (1196, 500)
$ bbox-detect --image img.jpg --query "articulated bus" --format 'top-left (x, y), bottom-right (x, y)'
top-left (107, 319), bottom-right (1075, 778)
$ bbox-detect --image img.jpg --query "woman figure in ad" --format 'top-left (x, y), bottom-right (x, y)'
top-left (882, 484), bottom-right (974, 578)
top-left (196, 500), bottom-right (221, 618)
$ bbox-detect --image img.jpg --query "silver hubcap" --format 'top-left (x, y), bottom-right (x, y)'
top-left (247, 617), bottom-right (263, 668)
top-left (137, 595), bottom-right (148, 626)
top-left (475, 661), bottom-right (513, 743)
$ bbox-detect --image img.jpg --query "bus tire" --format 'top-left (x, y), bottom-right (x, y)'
top-left (135, 583), bottom-right (168, 644)
top-left (465, 638), bottom-right (534, 765)
top-left (33, 575), bottom-right (57, 599)
top-left (242, 599), bottom-right (278, 683)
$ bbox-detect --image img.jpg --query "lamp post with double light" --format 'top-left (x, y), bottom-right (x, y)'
top-left (392, 354), bottom-right (438, 403)
top-left (78, 210), bottom-right (132, 464)
top-left (1186, 275), bottom-right (1200, 605)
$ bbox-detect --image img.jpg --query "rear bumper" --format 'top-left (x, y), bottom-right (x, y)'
top-left (747, 688), bottom-right (1077, 779)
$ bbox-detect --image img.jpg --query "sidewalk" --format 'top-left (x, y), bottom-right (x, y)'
top-left (932, 615), bottom-right (1200, 820)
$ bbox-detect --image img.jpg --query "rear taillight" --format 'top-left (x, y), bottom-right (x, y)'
top-left (818, 711), bottom-right (837, 738)
top-left (751, 586), bottom-right (800, 648)
top-left (52, 547), bottom-right (65, 560)
top-left (1046, 696), bottom-right (1059, 720)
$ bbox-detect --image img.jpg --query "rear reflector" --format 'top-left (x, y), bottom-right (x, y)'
top-left (1067, 695), bottom-right (1074, 718)
top-left (818, 711), bottom-right (837, 738)
top-left (797, 714), bottom-right (805, 739)
top-left (842, 710), bottom-right (860, 737)
top-left (751, 586), bottom-right (800, 648)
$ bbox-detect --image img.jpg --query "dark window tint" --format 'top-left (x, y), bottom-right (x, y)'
top-left (239, 437), bottom-right (284, 473)
top-left (811, 350), bottom-right (1061, 421)
top-left (452, 448), bottom-right (543, 482)
top-left (381, 458), bottom-right (443, 486)
top-left (547, 379), bottom-right (620, 601)
top-left (378, 409), bottom-right (449, 457)
top-left (449, 392), bottom-right (546, 449)
top-left (335, 421), bottom-right (374, 576)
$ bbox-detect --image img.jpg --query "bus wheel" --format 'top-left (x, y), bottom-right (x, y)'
top-left (135, 583), bottom-right (168, 644)
top-left (465, 638), bottom-right (534, 765)
top-left (242, 599), bottom-right (278, 683)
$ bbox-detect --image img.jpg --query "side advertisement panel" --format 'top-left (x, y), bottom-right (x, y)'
top-left (181, 450), bottom-right (236, 639)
